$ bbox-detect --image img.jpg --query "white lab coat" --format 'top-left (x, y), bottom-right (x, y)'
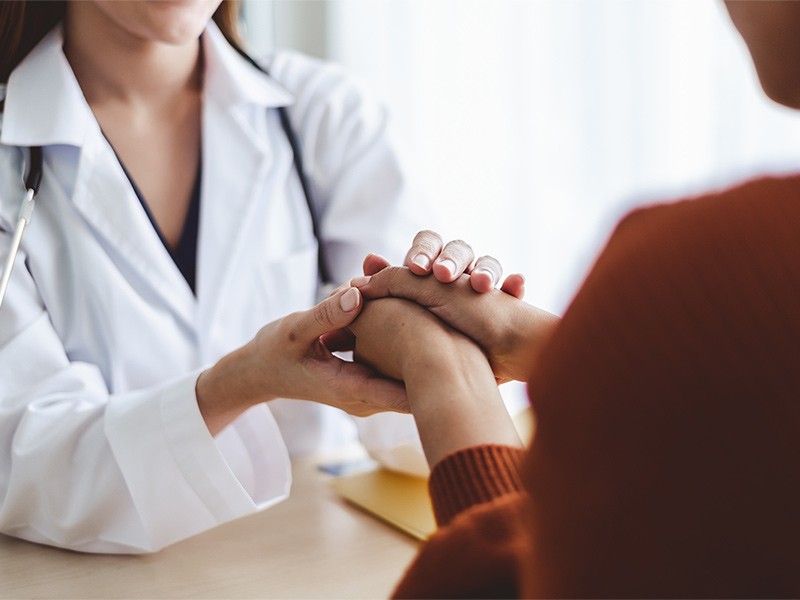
top-left (0, 23), bottom-right (427, 553)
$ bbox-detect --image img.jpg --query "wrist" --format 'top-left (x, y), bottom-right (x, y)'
top-left (196, 342), bottom-right (277, 436)
top-left (499, 303), bottom-right (560, 382)
top-left (402, 340), bottom-right (522, 468)
top-left (399, 326), bottom-right (483, 382)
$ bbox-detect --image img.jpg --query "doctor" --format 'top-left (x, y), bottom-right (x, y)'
top-left (0, 0), bottom-right (509, 553)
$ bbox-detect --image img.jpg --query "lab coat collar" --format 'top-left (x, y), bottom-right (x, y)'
top-left (0, 21), bottom-right (294, 149)
top-left (1, 25), bottom-right (94, 148)
top-left (203, 21), bottom-right (294, 109)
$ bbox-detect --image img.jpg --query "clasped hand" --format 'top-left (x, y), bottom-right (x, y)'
top-left (347, 230), bottom-right (560, 385)
top-left (339, 230), bottom-right (546, 466)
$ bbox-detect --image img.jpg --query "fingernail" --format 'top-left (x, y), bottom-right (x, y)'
top-left (436, 258), bottom-right (456, 278)
top-left (339, 287), bottom-right (360, 312)
top-left (412, 253), bottom-right (431, 271)
top-left (350, 275), bottom-right (371, 287)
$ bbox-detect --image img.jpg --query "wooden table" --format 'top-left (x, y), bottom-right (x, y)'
top-left (0, 460), bottom-right (421, 599)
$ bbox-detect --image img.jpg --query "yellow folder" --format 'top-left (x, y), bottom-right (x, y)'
top-left (330, 468), bottom-right (436, 541)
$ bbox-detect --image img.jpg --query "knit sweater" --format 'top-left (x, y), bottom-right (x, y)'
top-left (393, 175), bottom-right (800, 598)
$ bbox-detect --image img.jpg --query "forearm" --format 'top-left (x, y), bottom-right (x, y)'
top-left (196, 341), bottom-right (275, 436)
top-left (405, 343), bottom-right (522, 468)
top-left (0, 364), bottom-right (263, 553)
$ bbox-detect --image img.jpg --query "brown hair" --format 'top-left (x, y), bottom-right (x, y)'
top-left (0, 0), bottom-right (242, 83)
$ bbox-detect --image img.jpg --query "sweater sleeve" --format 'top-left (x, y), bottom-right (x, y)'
top-left (427, 445), bottom-right (526, 526)
top-left (392, 445), bottom-right (527, 599)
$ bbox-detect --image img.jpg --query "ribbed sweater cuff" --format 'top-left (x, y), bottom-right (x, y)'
top-left (428, 445), bottom-right (526, 527)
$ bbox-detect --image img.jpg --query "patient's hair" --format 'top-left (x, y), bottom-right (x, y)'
top-left (0, 0), bottom-right (242, 83)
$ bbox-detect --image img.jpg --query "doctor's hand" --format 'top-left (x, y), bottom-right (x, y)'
top-left (196, 286), bottom-right (408, 436)
top-left (347, 298), bottom-right (521, 468)
top-left (363, 230), bottom-right (527, 297)
top-left (353, 267), bottom-right (561, 384)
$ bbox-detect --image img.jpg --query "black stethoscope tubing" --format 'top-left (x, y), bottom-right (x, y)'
top-left (23, 146), bottom-right (43, 193)
top-left (0, 45), bottom-right (333, 310)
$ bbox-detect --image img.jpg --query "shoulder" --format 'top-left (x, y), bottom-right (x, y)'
top-left (536, 173), bottom-right (800, 394)
top-left (617, 174), bottom-right (800, 243)
top-left (533, 173), bottom-right (800, 396)
top-left (591, 175), bottom-right (800, 286)
top-left (265, 50), bottom-right (376, 109)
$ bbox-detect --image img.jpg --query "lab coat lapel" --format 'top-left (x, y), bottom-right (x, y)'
top-left (71, 127), bottom-right (196, 330)
top-left (196, 100), bottom-right (272, 337)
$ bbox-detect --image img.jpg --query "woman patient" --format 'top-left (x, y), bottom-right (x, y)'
top-left (340, 1), bottom-right (800, 597)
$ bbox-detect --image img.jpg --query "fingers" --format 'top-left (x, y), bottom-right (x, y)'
top-left (431, 239), bottom-right (475, 283)
top-left (387, 229), bottom-right (522, 294)
top-left (404, 230), bottom-right (443, 275)
top-left (363, 253), bottom-right (391, 276)
top-left (352, 266), bottom-right (430, 303)
top-left (469, 255), bottom-right (503, 293)
top-left (334, 360), bottom-right (411, 414)
top-left (500, 273), bottom-right (526, 299)
top-left (295, 286), bottom-right (363, 342)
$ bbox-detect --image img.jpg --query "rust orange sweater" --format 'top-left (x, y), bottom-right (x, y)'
top-left (394, 175), bottom-right (800, 598)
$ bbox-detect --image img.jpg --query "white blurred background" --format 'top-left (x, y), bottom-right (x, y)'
top-left (242, 0), bottom-right (800, 312)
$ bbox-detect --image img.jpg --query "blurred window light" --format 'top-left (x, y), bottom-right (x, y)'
top-left (245, 0), bottom-right (800, 314)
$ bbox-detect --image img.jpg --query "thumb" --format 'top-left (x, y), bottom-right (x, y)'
top-left (296, 286), bottom-right (363, 342)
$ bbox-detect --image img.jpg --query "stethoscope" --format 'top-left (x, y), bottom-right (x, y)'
top-left (0, 43), bottom-right (333, 311)
top-left (0, 144), bottom-right (41, 310)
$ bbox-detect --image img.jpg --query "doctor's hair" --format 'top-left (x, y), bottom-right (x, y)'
top-left (0, 0), bottom-right (243, 84)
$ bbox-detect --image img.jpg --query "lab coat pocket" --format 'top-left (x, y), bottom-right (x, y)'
top-left (260, 244), bottom-right (319, 319)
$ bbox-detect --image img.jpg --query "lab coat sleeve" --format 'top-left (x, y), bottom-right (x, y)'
top-left (267, 52), bottom-right (432, 474)
top-left (0, 233), bottom-right (288, 553)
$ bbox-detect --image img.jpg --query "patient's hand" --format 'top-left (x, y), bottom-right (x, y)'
top-left (348, 298), bottom-right (522, 468)
top-left (347, 298), bottom-right (479, 383)
top-left (352, 268), bottom-right (560, 383)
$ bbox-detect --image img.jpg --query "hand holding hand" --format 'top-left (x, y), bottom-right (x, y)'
top-left (347, 297), bottom-right (476, 382)
top-left (196, 286), bottom-right (408, 436)
top-left (353, 267), bottom-right (560, 383)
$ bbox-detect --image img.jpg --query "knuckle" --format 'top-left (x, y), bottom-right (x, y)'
top-left (383, 265), bottom-right (407, 286)
top-left (444, 239), bottom-right (475, 260)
